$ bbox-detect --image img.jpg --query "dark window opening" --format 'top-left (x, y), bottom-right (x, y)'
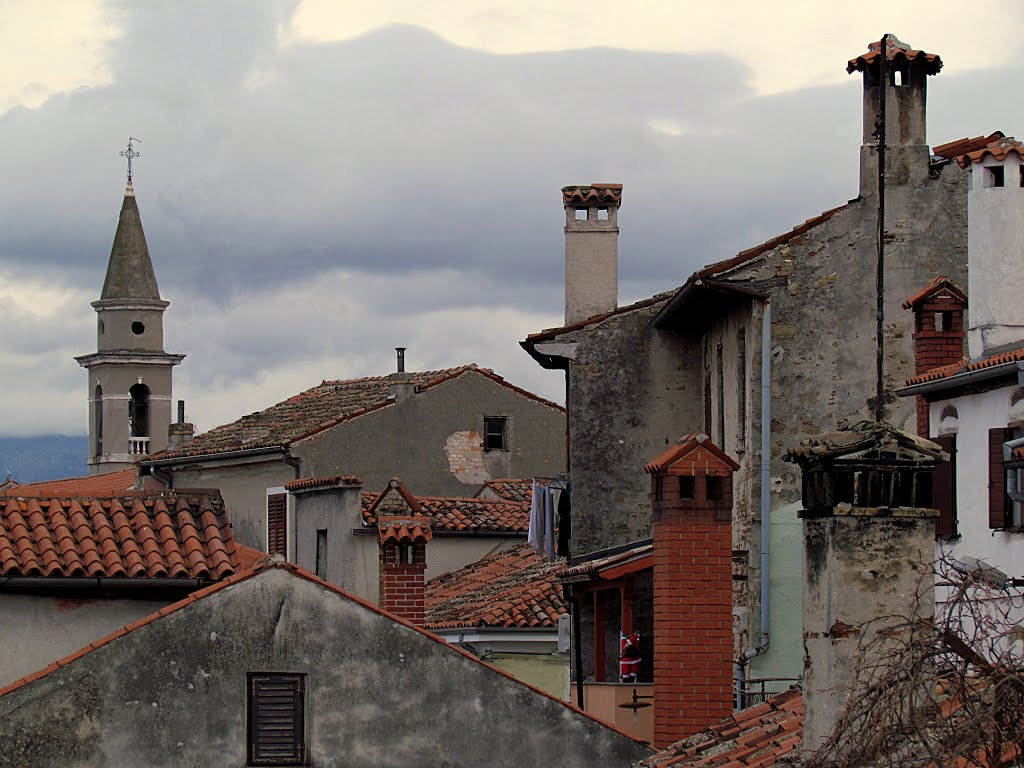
top-left (315, 529), bottom-right (327, 579)
top-left (94, 385), bottom-right (103, 456)
top-left (575, 208), bottom-right (588, 221)
top-left (679, 476), bottom-right (695, 500)
top-left (484, 416), bottom-right (507, 451)
top-left (737, 328), bottom-right (747, 448)
top-left (131, 321), bottom-right (145, 335)
top-left (1019, 165), bottom-right (1024, 188)
top-left (267, 493), bottom-right (287, 556)
top-left (989, 166), bottom-right (1005, 188)
top-left (248, 673), bottom-right (305, 766)
top-left (939, 311), bottom-right (953, 332)
top-left (716, 341), bottom-right (725, 449)
top-left (707, 475), bottom-right (724, 501)
top-left (128, 383), bottom-right (150, 438)
top-left (597, 207), bottom-right (609, 221)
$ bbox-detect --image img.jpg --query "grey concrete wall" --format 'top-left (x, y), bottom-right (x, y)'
top-left (97, 305), bottom-right (167, 353)
top-left (0, 594), bottom-right (169, 687)
top-left (294, 370), bottom-right (566, 496)
top-left (167, 458), bottom-right (295, 551)
top-left (801, 514), bottom-right (935, 753)
top-left (565, 204), bottom-right (618, 324)
top-left (291, 485), bottom-right (363, 593)
top-left (0, 568), bottom-right (651, 768)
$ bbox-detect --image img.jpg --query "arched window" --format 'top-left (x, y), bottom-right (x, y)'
top-left (94, 384), bottom-right (103, 456)
top-left (129, 383), bottom-right (150, 438)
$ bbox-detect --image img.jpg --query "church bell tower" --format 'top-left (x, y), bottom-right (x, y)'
top-left (76, 146), bottom-right (184, 474)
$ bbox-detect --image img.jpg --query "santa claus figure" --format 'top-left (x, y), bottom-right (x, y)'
top-left (619, 632), bottom-right (641, 682)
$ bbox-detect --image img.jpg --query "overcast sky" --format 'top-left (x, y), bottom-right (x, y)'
top-left (2, 0), bottom-right (1023, 438)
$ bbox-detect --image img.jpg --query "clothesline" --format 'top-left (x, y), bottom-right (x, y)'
top-left (528, 477), bottom-right (571, 560)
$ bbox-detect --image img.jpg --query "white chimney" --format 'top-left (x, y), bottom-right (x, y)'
top-left (562, 183), bottom-right (621, 325)
top-left (964, 140), bottom-right (1024, 356)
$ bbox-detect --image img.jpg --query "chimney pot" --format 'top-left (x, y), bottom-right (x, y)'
top-left (396, 347), bottom-right (406, 374)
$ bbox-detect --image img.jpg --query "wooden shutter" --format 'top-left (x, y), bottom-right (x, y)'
top-left (989, 428), bottom-right (1009, 529)
top-left (249, 673), bottom-right (305, 765)
top-left (267, 493), bottom-right (287, 556)
top-left (933, 435), bottom-right (957, 539)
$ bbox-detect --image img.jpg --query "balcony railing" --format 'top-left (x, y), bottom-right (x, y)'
top-left (128, 436), bottom-right (151, 456)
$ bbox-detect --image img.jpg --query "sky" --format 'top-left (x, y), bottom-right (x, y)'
top-left (1, 0), bottom-right (1023, 438)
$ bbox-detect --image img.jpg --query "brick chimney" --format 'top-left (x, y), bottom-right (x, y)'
top-left (562, 183), bottom-right (621, 325)
top-left (901, 277), bottom-right (967, 436)
top-left (960, 139), bottom-right (1024, 356)
top-left (787, 422), bottom-right (945, 755)
top-left (372, 478), bottom-right (431, 625)
top-left (644, 433), bottom-right (738, 748)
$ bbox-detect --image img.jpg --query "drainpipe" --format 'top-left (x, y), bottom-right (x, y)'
top-left (283, 454), bottom-right (302, 480)
top-left (736, 300), bottom-right (772, 708)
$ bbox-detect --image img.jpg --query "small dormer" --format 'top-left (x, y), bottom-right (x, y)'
top-left (786, 421), bottom-right (947, 517)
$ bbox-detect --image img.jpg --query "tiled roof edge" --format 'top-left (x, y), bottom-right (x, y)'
top-left (523, 292), bottom-right (675, 346)
top-left (416, 368), bottom-right (566, 413)
top-left (284, 475), bottom-right (362, 492)
top-left (0, 561), bottom-right (651, 748)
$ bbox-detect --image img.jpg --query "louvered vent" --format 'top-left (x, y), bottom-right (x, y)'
top-left (248, 673), bottom-right (305, 765)
top-left (267, 493), bottom-right (287, 556)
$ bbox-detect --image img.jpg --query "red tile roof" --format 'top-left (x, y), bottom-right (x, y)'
top-left (378, 515), bottom-right (433, 545)
top-left (932, 132), bottom-right (1004, 161)
top-left (0, 491), bottom-right (240, 581)
top-left (901, 275), bottom-right (967, 310)
top-left (644, 433), bottom-right (740, 475)
top-left (475, 478), bottom-right (548, 504)
top-left (152, 366), bottom-right (560, 461)
top-left (283, 475), bottom-right (362, 492)
top-left (635, 688), bottom-right (803, 767)
top-left (906, 343), bottom-right (1024, 386)
top-left (362, 480), bottom-right (530, 534)
top-left (0, 469), bottom-right (137, 498)
top-left (560, 541), bottom-right (653, 583)
top-left (0, 558), bottom-right (646, 746)
top-left (956, 136), bottom-right (1024, 168)
top-left (846, 38), bottom-right (942, 76)
top-left (425, 542), bottom-right (565, 629)
top-left (562, 183), bottom-right (623, 208)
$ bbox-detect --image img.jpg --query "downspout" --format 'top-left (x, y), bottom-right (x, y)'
top-left (570, 590), bottom-right (585, 710)
top-left (145, 463), bottom-right (174, 490)
top-left (736, 299), bottom-right (772, 708)
top-left (283, 454), bottom-right (302, 480)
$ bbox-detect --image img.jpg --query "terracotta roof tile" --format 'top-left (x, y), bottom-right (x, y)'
top-left (901, 275), bottom-right (967, 310)
top-left (634, 688), bottom-right (803, 767)
top-left (956, 136), bottom-right (1024, 168)
top-left (561, 183), bottom-right (623, 208)
top-left (378, 515), bottom-right (433, 545)
top-left (906, 342), bottom-right (1024, 386)
top-left (0, 469), bottom-right (136, 498)
top-left (361, 480), bottom-right (529, 534)
top-left (474, 478), bottom-right (548, 504)
top-left (425, 542), bottom-right (565, 629)
top-left (644, 433), bottom-right (741, 475)
top-left (284, 475), bottom-right (362, 492)
top-left (846, 37), bottom-right (942, 76)
top-left (0, 491), bottom-right (241, 581)
top-left (560, 541), bottom-right (653, 583)
top-left (932, 132), bottom-right (1004, 161)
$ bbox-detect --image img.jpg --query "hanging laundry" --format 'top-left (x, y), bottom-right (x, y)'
top-left (556, 481), bottom-right (571, 557)
top-left (528, 478), bottom-right (543, 555)
top-left (544, 486), bottom-right (556, 560)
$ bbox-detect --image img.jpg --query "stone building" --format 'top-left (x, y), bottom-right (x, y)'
top-left (75, 181), bottom-right (185, 474)
top-left (522, 36), bottom-right (984, 706)
top-left (0, 560), bottom-right (651, 768)
top-left (143, 360), bottom-right (566, 552)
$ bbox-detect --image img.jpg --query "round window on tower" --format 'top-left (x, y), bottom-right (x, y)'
top-left (132, 321), bottom-right (145, 335)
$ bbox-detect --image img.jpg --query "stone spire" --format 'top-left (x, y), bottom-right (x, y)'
top-left (100, 182), bottom-right (162, 301)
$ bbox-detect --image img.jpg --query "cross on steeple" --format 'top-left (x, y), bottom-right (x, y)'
top-left (119, 137), bottom-right (141, 183)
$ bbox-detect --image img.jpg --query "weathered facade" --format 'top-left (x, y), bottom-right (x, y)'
top-left (145, 364), bottom-right (566, 551)
top-left (523, 37), bottom-right (975, 694)
top-left (0, 563), bottom-right (651, 768)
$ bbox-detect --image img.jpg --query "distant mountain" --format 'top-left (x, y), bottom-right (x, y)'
top-left (0, 435), bottom-right (88, 484)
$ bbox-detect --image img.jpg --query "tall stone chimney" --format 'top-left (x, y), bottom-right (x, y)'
top-left (847, 36), bottom-right (942, 198)
top-left (643, 433), bottom-right (738, 748)
top-left (901, 277), bottom-right (967, 436)
top-left (787, 422), bottom-right (945, 755)
top-left (285, 475), bottom-right (364, 590)
top-left (562, 183), bottom-right (622, 325)
top-left (960, 139), bottom-right (1024, 356)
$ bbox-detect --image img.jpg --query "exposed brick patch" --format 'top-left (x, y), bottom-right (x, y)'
top-left (444, 430), bottom-right (490, 484)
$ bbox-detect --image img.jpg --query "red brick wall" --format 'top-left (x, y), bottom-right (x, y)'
top-left (911, 295), bottom-right (965, 437)
top-left (652, 472), bottom-right (734, 748)
top-left (379, 543), bottom-right (426, 626)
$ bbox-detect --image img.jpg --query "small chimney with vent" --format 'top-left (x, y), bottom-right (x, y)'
top-left (167, 399), bottom-right (195, 449)
top-left (644, 433), bottom-right (738, 748)
top-left (562, 183), bottom-right (622, 325)
top-left (787, 422), bottom-right (946, 754)
top-left (388, 347), bottom-right (416, 403)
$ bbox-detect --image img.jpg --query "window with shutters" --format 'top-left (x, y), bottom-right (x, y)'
top-left (933, 434), bottom-right (957, 539)
top-left (483, 417), bottom-right (507, 451)
top-left (248, 673), bottom-right (305, 765)
top-left (267, 493), bottom-right (287, 556)
top-left (992, 426), bottom-right (1024, 529)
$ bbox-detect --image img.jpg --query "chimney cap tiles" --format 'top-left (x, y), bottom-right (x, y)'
top-left (561, 184), bottom-right (623, 208)
top-left (846, 36), bottom-right (942, 76)
top-left (643, 433), bottom-right (739, 476)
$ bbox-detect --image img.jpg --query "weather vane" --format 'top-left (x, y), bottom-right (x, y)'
top-left (120, 137), bottom-right (141, 183)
